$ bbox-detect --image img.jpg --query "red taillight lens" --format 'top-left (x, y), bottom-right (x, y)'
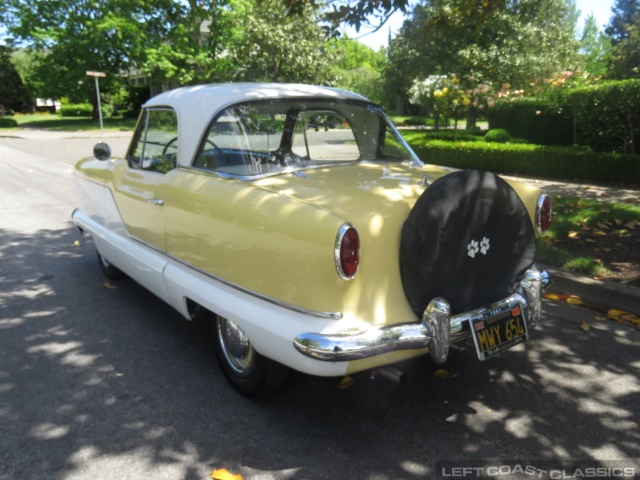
top-left (335, 225), bottom-right (360, 280)
top-left (536, 194), bottom-right (552, 234)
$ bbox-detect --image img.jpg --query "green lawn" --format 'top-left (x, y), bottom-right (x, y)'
top-left (536, 197), bottom-right (640, 281)
top-left (1, 113), bottom-right (137, 132)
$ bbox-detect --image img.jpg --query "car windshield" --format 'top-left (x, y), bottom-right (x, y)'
top-left (192, 99), bottom-right (420, 178)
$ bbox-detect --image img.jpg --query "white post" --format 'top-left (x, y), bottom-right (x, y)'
top-left (86, 71), bottom-right (106, 134)
top-left (94, 76), bottom-right (103, 135)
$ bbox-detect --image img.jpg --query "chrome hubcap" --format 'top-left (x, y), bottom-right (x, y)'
top-left (217, 316), bottom-right (253, 376)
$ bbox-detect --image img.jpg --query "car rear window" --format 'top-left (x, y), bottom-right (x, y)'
top-left (192, 99), bottom-right (416, 178)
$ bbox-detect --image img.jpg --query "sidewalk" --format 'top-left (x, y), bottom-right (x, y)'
top-left (502, 174), bottom-right (640, 204)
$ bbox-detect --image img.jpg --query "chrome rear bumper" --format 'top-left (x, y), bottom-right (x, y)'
top-left (294, 267), bottom-right (550, 363)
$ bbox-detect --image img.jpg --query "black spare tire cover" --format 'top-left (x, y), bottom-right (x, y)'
top-left (400, 170), bottom-right (536, 316)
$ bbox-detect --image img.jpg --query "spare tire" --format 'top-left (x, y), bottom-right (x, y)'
top-left (400, 170), bottom-right (536, 316)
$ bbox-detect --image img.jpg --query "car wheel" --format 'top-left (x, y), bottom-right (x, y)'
top-left (211, 315), bottom-right (290, 397)
top-left (96, 251), bottom-right (126, 280)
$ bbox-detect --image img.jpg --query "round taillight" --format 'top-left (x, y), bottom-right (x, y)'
top-left (536, 194), bottom-right (552, 234)
top-left (335, 224), bottom-right (360, 280)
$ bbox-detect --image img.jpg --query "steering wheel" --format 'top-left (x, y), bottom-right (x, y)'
top-left (163, 138), bottom-right (226, 164)
top-left (162, 137), bottom-right (178, 157)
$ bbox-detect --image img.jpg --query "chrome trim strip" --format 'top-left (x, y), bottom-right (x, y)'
top-left (163, 252), bottom-right (344, 320)
top-left (294, 268), bottom-right (548, 362)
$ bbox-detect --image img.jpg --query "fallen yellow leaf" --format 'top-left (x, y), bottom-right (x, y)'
top-left (337, 375), bottom-right (354, 389)
top-left (621, 314), bottom-right (640, 325)
top-left (73, 240), bottom-right (80, 247)
top-left (568, 231), bottom-right (580, 238)
top-left (544, 293), bottom-right (561, 301)
top-left (593, 316), bottom-right (607, 321)
top-left (566, 297), bottom-right (583, 305)
top-left (433, 369), bottom-right (457, 379)
top-left (210, 468), bottom-right (244, 480)
top-left (580, 321), bottom-right (590, 332)
top-left (608, 309), bottom-right (628, 317)
top-left (594, 230), bottom-right (607, 236)
top-left (602, 248), bottom-right (612, 253)
top-left (103, 281), bottom-right (116, 290)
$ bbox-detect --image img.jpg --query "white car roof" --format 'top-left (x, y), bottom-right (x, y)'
top-left (144, 83), bottom-right (369, 167)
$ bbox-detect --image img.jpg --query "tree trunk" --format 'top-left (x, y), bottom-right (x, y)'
top-left (465, 107), bottom-right (477, 131)
top-left (395, 96), bottom-right (405, 115)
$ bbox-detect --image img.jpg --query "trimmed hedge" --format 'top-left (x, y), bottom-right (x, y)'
top-left (485, 128), bottom-right (511, 143)
top-left (488, 98), bottom-right (572, 146)
top-left (488, 80), bottom-right (640, 154)
top-left (60, 103), bottom-right (93, 117)
top-left (404, 135), bottom-right (640, 185)
top-left (0, 117), bottom-right (18, 128)
top-left (566, 80), bottom-right (640, 154)
top-left (60, 102), bottom-right (115, 118)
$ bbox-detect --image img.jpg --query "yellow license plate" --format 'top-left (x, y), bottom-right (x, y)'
top-left (470, 303), bottom-right (529, 360)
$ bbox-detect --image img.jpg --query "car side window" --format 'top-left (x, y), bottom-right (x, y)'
top-left (128, 108), bottom-right (178, 174)
top-left (193, 107), bottom-right (286, 174)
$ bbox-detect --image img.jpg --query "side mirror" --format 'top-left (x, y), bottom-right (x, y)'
top-left (93, 142), bottom-right (112, 161)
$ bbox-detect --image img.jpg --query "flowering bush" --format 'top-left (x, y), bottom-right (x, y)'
top-left (409, 74), bottom-right (474, 129)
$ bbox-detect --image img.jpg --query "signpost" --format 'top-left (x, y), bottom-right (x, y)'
top-left (86, 71), bottom-right (107, 134)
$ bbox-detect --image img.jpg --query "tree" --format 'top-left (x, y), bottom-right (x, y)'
top-left (579, 14), bottom-right (612, 78)
top-left (605, 0), bottom-right (640, 78)
top-left (235, 0), bottom-right (337, 83)
top-left (141, 0), bottom-right (250, 86)
top-left (0, 0), bottom-right (175, 118)
top-left (282, 0), bottom-right (411, 34)
top-left (605, 0), bottom-right (640, 45)
top-left (328, 36), bottom-right (386, 102)
top-left (385, 0), bottom-right (581, 123)
top-left (608, 23), bottom-right (640, 78)
top-left (0, 46), bottom-right (30, 114)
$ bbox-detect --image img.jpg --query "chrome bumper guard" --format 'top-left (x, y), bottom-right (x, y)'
top-left (294, 267), bottom-right (550, 364)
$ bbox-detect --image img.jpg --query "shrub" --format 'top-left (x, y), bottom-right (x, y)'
top-left (60, 102), bottom-right (116, 118)
top-left (485, 128), bottom-right (511, 143)
top-left (403, 133), bottom-right (640, 185)
top-left (0, 117), bottom-right (18, 128)
top-left (60, 103), bottom-right (93, 117)
top-left (420, 131), bottom-right (484, 142)
top-left (488, 98), bottom-right (572, 146)
top-left (565, 79), bottom-right (640, 154)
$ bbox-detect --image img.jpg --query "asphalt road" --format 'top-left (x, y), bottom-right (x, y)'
top-left (1, 138), bottom-right (639, 480)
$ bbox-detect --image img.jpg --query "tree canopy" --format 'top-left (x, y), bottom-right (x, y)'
top-left (0, 0), bottom-right (635, 114)
top-left (0, 45), bottom-right (29, 113)
top-left (0, 0), bottom-right (335, 107)
top-left (605, 0), bottom-right (640, 78)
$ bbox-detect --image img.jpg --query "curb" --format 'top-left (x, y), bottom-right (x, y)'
top-left (540, 264), bottom-right (640, 316)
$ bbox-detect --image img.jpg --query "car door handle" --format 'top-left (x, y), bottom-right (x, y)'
top-left (147, 198), bottom-right (165, 206)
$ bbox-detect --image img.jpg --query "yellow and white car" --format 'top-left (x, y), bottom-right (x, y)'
top-left (73, 83), bottom-right (551, 396)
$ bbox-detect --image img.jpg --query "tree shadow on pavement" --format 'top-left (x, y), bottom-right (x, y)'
top-left (0, 225), bottom-right (639, 480)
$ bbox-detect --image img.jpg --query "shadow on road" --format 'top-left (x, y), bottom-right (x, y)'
top-left (1, 225), bottom-right (639, 479)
